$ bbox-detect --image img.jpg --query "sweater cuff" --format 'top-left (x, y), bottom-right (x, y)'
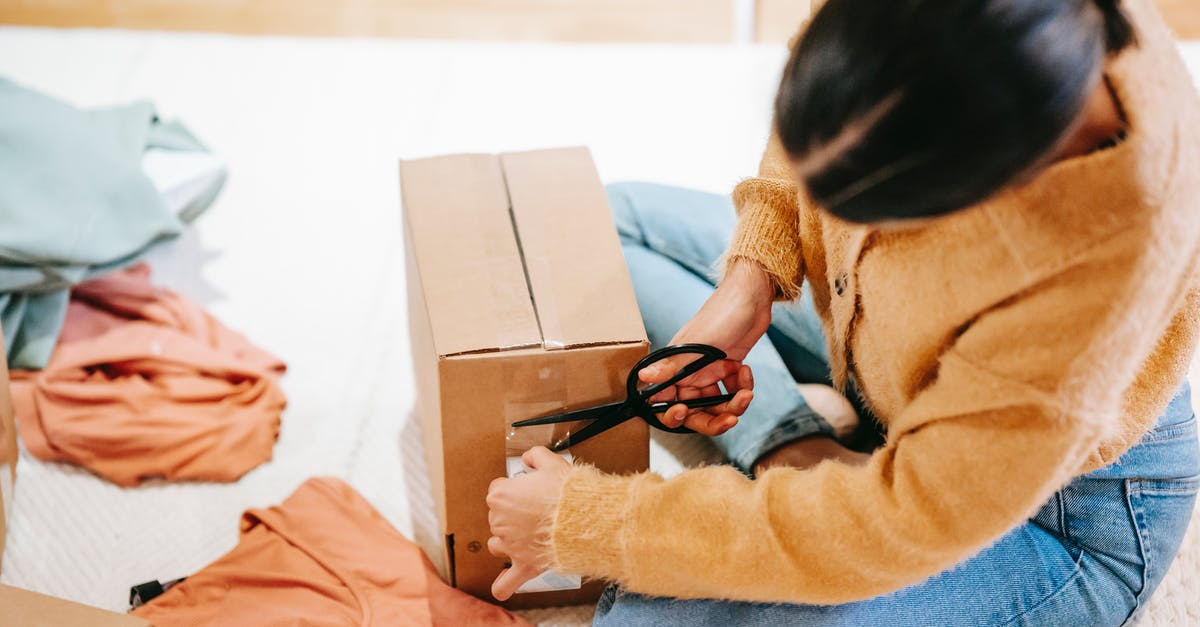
top-left (550, 465), bottom-right (638, 581)
top-left (724, 178), bottom-right (803, 301)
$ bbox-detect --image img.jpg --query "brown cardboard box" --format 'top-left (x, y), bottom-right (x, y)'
top-left (0, 585), bottom-right (151, 626)
top-left (0, 327), bottom-right (16, 573)
top-left (401, 147), bottom-right (650, 609)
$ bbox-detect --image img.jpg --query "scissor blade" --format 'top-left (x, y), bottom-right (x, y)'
top-left (648, 393), bottom-right (735, 413)
top-left (550, 409), bottom-right (633, 452)
top-left (511, 400), bottom-right (625, 428)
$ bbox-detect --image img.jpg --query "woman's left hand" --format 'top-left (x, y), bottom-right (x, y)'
top-left (486, 446), bottom-right (573, 601)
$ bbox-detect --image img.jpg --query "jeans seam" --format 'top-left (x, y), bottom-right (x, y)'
top-left (1057, 491), bottom-right (1069, 540)
top-left (1134, 486), bottom-right (1200, 495)
top-left (1137, 416), bottom-right (1196, 442)
top-left (1127, 475), bottom-right (1200, 495)
top-left (999, 562), bottom-right (1086, 627)
top-left (1123, 480), bottom-right (1151, 624)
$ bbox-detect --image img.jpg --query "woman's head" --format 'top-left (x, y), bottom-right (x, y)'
top-left (777, 0), bottom-right (1137, 224)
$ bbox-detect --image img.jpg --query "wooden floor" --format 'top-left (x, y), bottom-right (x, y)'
top-left (0, 0), bottom-right (734, 42)
top-left (751, 0), bottom-right (1200, 42)
top-left (0, 0), bottom-right (1196, 42)
top-left (1157, 0), bottom-right (1200, 39)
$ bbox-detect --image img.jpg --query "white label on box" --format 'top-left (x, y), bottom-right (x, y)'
top-left (504, 452), bottom-right (582, 594)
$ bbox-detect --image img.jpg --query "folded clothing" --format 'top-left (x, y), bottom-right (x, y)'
top-left (131, 477), bottom-right (531, 627)
top-left (0, 76), bottom-right (225, 370)
top-left (10, 264), bottom-right (285, 486)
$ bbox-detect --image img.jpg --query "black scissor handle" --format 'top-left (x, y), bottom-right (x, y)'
top-left (628, 344), bottom-right (732, 434)
top-left (631, 344), bottom-right (728, 400)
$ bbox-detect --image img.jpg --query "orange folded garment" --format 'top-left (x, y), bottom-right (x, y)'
top-left (131, 477), bottom-right (531, 627)
top-left (10, 264), bottom-right (285, 486)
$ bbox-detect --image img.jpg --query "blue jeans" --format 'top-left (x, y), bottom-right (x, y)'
top-left (600, 182), bottom-right (1200, 626)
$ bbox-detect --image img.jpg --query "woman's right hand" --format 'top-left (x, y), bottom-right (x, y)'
top-left (639, 258), bottom-right (776, 436)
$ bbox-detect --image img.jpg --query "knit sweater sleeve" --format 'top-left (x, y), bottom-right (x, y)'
top-left (724, 127), bottom-right (806, 301)
top-left (549, 231), bottom-right (1175, 603)
top-left (722, 11), bottom-right (818, 301)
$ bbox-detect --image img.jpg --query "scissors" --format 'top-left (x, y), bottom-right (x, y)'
top-left (511, 343), bottom-right (737, 452)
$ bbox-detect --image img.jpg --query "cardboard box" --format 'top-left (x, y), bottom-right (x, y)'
top-left (401, 147), bottom-right (650, 608)
top-left (0, 326), bottom-right (16, 573)
top-left (0, 585), bottom-right (151, 626)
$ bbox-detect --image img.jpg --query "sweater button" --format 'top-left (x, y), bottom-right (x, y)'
top-left (834, 272), bottom-right (848, 296)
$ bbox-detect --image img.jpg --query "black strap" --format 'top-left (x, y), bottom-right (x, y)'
top-left (129, 577), bottom-right (185, 609)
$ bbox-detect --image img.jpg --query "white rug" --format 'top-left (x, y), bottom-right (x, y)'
top-left (0, 27), bottom-right (1196, 626)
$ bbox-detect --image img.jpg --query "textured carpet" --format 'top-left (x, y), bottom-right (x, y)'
top-left (0, 26), bottom-right (1196, 627)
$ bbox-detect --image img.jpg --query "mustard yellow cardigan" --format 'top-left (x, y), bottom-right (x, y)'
top-left (550, 0), bottom-right (1200, 603)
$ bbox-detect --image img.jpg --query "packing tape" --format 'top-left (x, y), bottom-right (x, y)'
top-left (523, 254), bottom-right (567, 351)
top-left (477, 257), bottom-right (540, 353)
top-left (500, 354), bottom-right (584, 593)
top-left (503, 354), bottom-right (572, 455)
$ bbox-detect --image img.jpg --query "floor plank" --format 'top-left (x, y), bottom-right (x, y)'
top-left (0, 0), bottom-right (734, 42)
top-left (752, 0), bottom-right (1200, 43)
top-left (1158, 0), bottom-right (1200, 39)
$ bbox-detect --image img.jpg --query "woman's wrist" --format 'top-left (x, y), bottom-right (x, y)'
top-left (722, 257), bottom-right (776, 308)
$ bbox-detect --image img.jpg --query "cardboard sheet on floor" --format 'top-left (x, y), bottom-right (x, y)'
top-left (401, 146), bottom-right (650, 609)
top-left (0, 585), bottom-right (151, 626)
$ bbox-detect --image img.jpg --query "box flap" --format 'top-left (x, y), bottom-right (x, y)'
top-left (501, 147), bottom-right (647, 349)
top-left (400, 154), bottom-right (542, 356)
top-left (0, 585), bottom-right (152, 626)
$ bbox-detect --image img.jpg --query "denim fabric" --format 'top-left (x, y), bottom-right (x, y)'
top-left (608, 182), bottom-right (835, 471)
top-left (600, 181), bottom-right (1200, 626)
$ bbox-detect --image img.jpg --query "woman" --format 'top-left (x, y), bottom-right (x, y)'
top-left (486, 0), bottom-right (1200, 624)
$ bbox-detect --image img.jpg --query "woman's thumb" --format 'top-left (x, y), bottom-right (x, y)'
top-left (639, 355), bottom-right (686, 383)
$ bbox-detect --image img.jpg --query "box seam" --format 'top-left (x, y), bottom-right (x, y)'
top-left (498, 158), bottom-right (549, 351)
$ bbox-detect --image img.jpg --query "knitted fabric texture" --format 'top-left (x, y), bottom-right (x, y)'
top-left (551, 0), bottom-right (1200, 605)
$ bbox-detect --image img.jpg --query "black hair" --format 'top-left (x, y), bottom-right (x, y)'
top-left (776, 0), bottom-right (1138, 223)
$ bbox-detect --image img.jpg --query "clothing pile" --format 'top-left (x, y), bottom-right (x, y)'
top-left (0, 77), bottom-right (224, 371)
top-left (2, 77), bottom-right (528, 625)
top-left (10, 264), bottom-right (286, 486)
top-left (129, 478), bottom-right (530, 626)
top-left (0, 76), bottom-right (286, 485)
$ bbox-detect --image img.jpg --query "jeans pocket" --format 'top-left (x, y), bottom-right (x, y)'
top-left (1125, 475), bottom-right (1200, 621)
top-left (1140, 415), bottom-right (1197, 443)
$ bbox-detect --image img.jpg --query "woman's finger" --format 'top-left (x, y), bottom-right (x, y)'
top-left (640, 358), bottom-right (738, 389)
top-left (662, 403), bottom-right (690, 427)
top-left (721, 364), bottom-right (754, 395)
top-left (677, 388), bottom-right (753, 424)
top-left (491, 564), bottom-right (535, 602)
top-left (647, 385), bottom-right (678, 405)
top-left (662, 386), bottom-right (752, 430)
top-left (522, 446), bottom-right (562, 469)
top-left (487, 535), bottom-right (506, 558)
top-left (683, 410), bottom-right (738, 435)
top-left (677, 385), bottom-right (701, 401)
top-left (700, 383), bottom-right (725, 398)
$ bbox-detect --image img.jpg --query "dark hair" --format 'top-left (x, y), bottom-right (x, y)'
top-left (776, 0), bottom-right (1137, 223)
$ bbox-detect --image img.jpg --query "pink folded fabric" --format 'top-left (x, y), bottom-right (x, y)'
top-left (11, 264), bottom-right (285, 486)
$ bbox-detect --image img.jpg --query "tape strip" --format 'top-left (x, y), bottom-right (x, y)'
top-left (524, 253), bottom-right (566, 350)
top-left (503, 353), bottom-right (572, 450)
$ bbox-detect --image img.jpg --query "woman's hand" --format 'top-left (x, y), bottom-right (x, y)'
top-left (640, 258), bottom-right (776, 436)
top-left (486, 447), bottom-right (573, 601)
